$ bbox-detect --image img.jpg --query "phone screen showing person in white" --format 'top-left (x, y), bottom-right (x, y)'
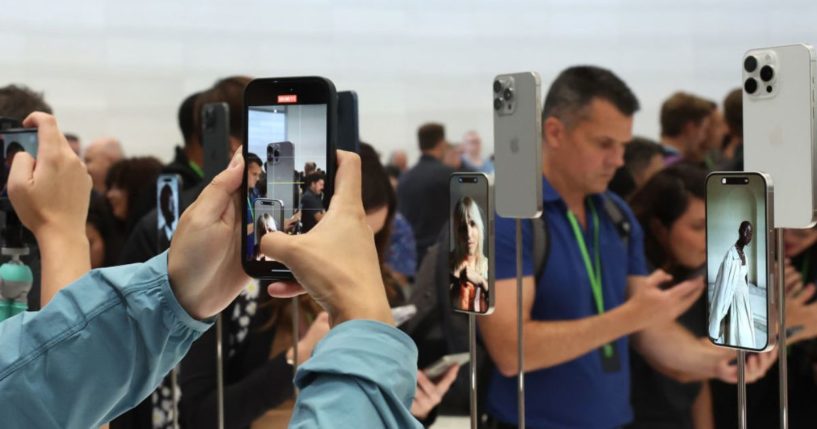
top-left (709, 220), bottom-right (756, 348)
top-left (449, 196), bottom-right (488, 313)
top-left (158, 184), bottom-right (178, 243)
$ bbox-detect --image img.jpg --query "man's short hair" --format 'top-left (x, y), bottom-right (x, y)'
top-left (246, 153), bottom-right (263, 168)
top-left (723, 88), bottom-right (742, 138)
top-left (660, 92), bottom-right (716, 137)
top-left (625, 137), bottom-right (665, 175)
top-left (178, 92), bottom-right (200, 145)
top-left (192, 76), bottom-right (252, 142)
top-left (417, 123), bottom-right (445, 152)
top-left (542, 66), bottom-right (640, 128)
top-left (0, 85), bottom-right (53, 121)
top-left (303, 171), bottom-right (325, 189)
top-left (64, 133), bottom-right (79, 142)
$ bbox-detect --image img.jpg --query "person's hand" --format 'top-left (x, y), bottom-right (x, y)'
top-left (784, 261), bottom-right (805, 295)
top-left (168, 149), bottom-right (250, 320)
top-left (411, 365), bottom-right (459, 420)
top-left (8, 112), bottom-right (91, 242)
top-left (288, 312), bottom-right (331, 365)
top-left (627, 270), bottom-right (705, 331)
top-left (714, 349), bottom-right (777, 383)
top-left (786, 282), bottom-right (817, 343)
top-left (263, 151), bottom-right (393, 327)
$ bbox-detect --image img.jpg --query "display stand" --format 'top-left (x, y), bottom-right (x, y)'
top-left (737, 350), bottom-right (747, 429)
top-left (776, 229), bottom-right (788, 429)
top-left (292, 295), bottom-right (300, 396)
top-left (515, 219), bottom-right (525, 429)
top-left (216, 315), bottom-right (225, 429)
top-left (469, 315), bottom-right (478, 429)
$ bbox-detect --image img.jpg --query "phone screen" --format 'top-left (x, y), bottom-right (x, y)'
top-left (246, 103), bottom-right (328, 264)
top-left (157, 174), bottom-right (180, 251)
top-left (0, 129), bottom-right (38, 193)
top-left (449, 173), bottom-right (493, 315)
top-left (706, 173), bottom-right (769, 350)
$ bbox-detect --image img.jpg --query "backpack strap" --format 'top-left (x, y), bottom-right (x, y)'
top-left (600, 195), bottom-right (631, 250)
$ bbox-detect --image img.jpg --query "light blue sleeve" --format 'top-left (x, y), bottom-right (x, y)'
top-left (290, 320), bottom-right (423, 429)
top-left (0, 251), bottom-right (212, 428)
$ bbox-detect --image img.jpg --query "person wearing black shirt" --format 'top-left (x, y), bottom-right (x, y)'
top-left (397, 123), bottom-right (454, 266)
top-left (300, 172), bottom-right (325, 233)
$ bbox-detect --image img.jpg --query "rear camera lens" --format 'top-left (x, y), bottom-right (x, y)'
top-left (760, 65), bottom-right (774, 82)
top-left (744, 56), bottom-right (758, 73)
top-left (494, 98), bottom-right (503, 111)
top-left (493, 80), bottom-right (502, 93)
top-left (503, 88), bottom-right (513, 101)
top-left (767, 85), bottom-right (773, 93)
top-left (744, 78), bottom-right (758, 94)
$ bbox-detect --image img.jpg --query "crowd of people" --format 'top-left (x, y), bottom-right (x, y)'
top-left (1, 63), bottom-right (817, 429)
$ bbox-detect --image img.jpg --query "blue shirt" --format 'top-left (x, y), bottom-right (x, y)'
top-left (0, 252), bottom-right (423, 429)
top-left (487, 177), bottom-right (648, 429)
top-left (388, 213), bottom-right (418, 277)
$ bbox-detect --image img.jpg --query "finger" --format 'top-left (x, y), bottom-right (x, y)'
top-left (670, 278), bottom-right (705, 300)
top-left (646, 269), bottom-right (673, 286)
top-left (21, 112), bottom-right (66, 160)
top-left (416, 369), bottom-right (436, 395)
top-left (260, 231), bottom-right (303, 266)
top-left (745, 356), bottom-right (759, 381)
top-left (327, 151), bottom-right (363, 211)
top-left (267, 281), bottom-right (307, 298)
top-left (719, 358), bottom-right (738, 383)
top-left (437, 364), bottom-right (460, 391)
top-left (6, 151), bottom-right (35, 197)
top-left (191, 149), bottom-right (244, 224)
top-left (794, 284), bottom-right (817, 304)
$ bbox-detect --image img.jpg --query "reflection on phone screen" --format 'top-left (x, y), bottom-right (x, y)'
top-left (0, 130), bottom-right (38, 193)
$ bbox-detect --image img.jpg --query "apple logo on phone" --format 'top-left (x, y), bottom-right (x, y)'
top-left (510, 137), bottom-right (519, 153)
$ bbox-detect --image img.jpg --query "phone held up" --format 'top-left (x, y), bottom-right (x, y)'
top-left (705, 171), bottom-right (776, 352)
top-left (156, 174), bottom-right (181, 252)
top-left (0, 128), bottom-right (38, 193)
top-left (449, 172), bottom-right (494, 315)
top-left (242, 77), bottom-right (337, 280)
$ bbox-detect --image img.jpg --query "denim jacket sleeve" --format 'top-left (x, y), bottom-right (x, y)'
top-left (0, 251), bottom-right (212, 428)
top-left (289, 320), bottom-right (423, 429)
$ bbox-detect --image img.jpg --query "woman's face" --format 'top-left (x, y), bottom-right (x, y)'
top-left (784, 228), bottom-right (817, 258)
top-left (365, 205), bottom-right (389, 234)
top-left (465, 213), bottom-right (480, 256)
top-left (662, 197), bottom-right (707, 269)
top-left (106, 186), bottom-right (128, 221)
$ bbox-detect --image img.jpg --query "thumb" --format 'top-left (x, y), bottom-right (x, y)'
top-left (6, 152), bottom-right (35, 198)
top-left (646, 269), bottom-right (672, 287)
top-left (193, 149), bottom-right (244, 224)
top-left (260, 230), bottom-right (301, 266)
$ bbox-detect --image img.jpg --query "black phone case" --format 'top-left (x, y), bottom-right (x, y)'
top-left (202, 103), bottom-right (230, 185)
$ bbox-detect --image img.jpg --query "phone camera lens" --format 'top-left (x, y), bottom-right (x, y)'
top-left (493, 98), bottom-right (503, 111)
top-left (760, 65), bottom-right (774, 82)
top-left (767, 85), bottom-right (773, 93)
top-left (744, 78), bottom-right (758, 94)
top-left (503, 88), bottom-right (513, 101)
top-left (744, 56), bottom-right (758, 73)
top-left (493, 80), bottom-right (502, 93)
top-left (721, 178), bottom-right (727, 184)
top-left (458, 178), bottom-right (463, 183)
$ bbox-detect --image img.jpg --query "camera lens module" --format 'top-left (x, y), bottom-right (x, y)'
top-left (744, 56), bottom-right (758, 73)
top-left (494, 98), bottom-right (503, 111)
top-left (760, 65), bottom-right (774, 82)
top-left (493, 80), bottom-right (502, 93)
top-left (744, 77), bottom-right (758, 94)
top-left (503, 88), bottom-right (513, 101)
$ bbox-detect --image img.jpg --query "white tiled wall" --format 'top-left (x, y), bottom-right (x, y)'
top-left (1, 0), bottom-right (815, 163)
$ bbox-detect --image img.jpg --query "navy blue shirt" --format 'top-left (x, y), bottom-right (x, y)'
top-left (487, 176), bottom-right (648, 429)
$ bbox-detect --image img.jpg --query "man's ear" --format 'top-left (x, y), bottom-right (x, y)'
top-left (543, 116), bottom-right (565, 150)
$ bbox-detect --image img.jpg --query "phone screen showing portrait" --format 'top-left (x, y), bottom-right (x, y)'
top-left (157, 174), bottom-right (180, 251)
top-left (449, 173), bottom-right (493, 315)
top-left (0, 129), bottom-right (38, 193)
top-left (706, 173), bottom-right (769, 350)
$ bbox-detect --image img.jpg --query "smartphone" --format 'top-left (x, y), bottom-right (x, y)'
top-left (253, 198), bottom-right (285, 261)
top-left (337, 91), bottom-right (359, 153)
top-left (706, 172), bottom-right (775, 352)
top-left (202, 102), bottom-right (230, 185)
top-left (242, 77), bottom-right (337, 279)
top-left (492, 72), bottom-right (542, 218)
top-left (424, 353), bottom-right (470, 380)
top-left (743, 44), bottom-right (817, 228)
top-left (0, 129), bottom-right (38, 192)
top-left (449, 172), bottom-right (494, 315)
top-left (156, 174), bottom-right (181, 251)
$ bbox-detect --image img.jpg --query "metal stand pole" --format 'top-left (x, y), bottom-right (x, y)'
top-left (171, 368), bottom-right (180, 429)
top-left (515, 219), bottom-right (525, 429)
top-left (738, 350), bottom-right (747, 429)
top-left (469, 314), bottom-right (478, 429)
top-left (777, 228), bottom-right (788, 429)
top-left (292, 296), bottom-right (300, 396)
top-left (216, 315), bottom-right (225, 429)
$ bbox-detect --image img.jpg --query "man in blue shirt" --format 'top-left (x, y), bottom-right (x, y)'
top-left (0, 112), bottom-right (422, 428)
top-left (479, 66), bottom-right (719, 429)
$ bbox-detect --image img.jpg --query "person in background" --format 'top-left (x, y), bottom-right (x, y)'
top-left (608, 137), bottom-right (666, 200)
top-left (700, 104), bottom-right (729, 170)
top-left (659, 92), bottom-right (715, 166)
top-left (64, 132), bottom-right (81, 156)
top-left (85, 137), bottom-right (125, 194)
top-left (627, 163), bottom-right (776, 429)
top-left (718, 88), bottom-right (744, 171)
top-left (398, 123), bottom-right (455, 265)
top-left (389, 149), bottom-right (409, 172)
top-left (461, 130), bottom-right (494, 174)
top-left (162, 92), bottom-right (205, 190)
top-left (300, 172), bottom-right (326, 233)
top-left (86, 192), bottom-right (119, 269)
top-left (385, 164), bottom-right (401, 190)
top-left (443, 142), bottom-right (466, 170)
top-left (105, 157), bottom-right (163, 239)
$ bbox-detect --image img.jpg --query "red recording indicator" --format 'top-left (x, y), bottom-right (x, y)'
top-left (277, 94), bottom-right (298, 104)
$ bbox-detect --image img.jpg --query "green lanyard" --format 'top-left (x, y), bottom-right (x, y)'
top-left (188, 160), bottom-right (204, 179)
top-left (566, 200), bottom-right (614, 358)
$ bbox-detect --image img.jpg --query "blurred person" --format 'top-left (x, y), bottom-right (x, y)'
top-left (1, 112), bottom-right (422, 428)
top-left (385, 164), bottom-right (401, 189)
top-left (627, 164), bottom-right (776, 429)
top-left (86, 192), bottom-right (120, 269)
top-left (85, 137), bottom-right (125, 194)
top-left (389, 149), bottom-right (409, 172)
top-left (659, 92), bottom-right (716, 165)
top-left (0, 84), bottom-right (52, 121)
top-left (478, 66), bottom-right (728, 429)
top-left (64, 132), bottom-right (81, 155)
top-left (443, 142), bottom-right (466, 170)
top-left (719, 88), bottom-right (744, 171)
top-left (398, 123), bottom-right (455, 265)
top-left (300, 172), bottom-right (326, 233)
top-left (462, 130), bottom-right (494, 174)
top-left (304, 161), bottom-right (318, 177)
top-left (608, 137), bottom-right (666, 200)
top-left (382, 158), bottom-right (417, 281)
top-left (701, 106), bottom-right (729, 170)
top-left (162, 91), bottom-right (205, 190)
top-left (449, 196), bottom-right (489, 313)
top-left (105, 157), bottom-right (163, 237)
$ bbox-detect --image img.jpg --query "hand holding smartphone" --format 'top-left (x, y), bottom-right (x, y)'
top-left (0, 129), bottom-right (38, 193)
top-left (423, 353), bottom-right (470, 380)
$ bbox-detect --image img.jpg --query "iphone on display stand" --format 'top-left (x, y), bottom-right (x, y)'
top-left (449, 172), bottom-right (494, 315)
top-left (242, 77), bottom-right (337, 280)
top-left (492, 72), bottom-right (542, 218)
top-left (705, 172), bottom-right (776, 352)
top-left (156, 174), bottom-right (181, 251)
top-left (743, 44), bottom-right (817, 228)
top-left (202, 102), bottom-right (230, 185)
